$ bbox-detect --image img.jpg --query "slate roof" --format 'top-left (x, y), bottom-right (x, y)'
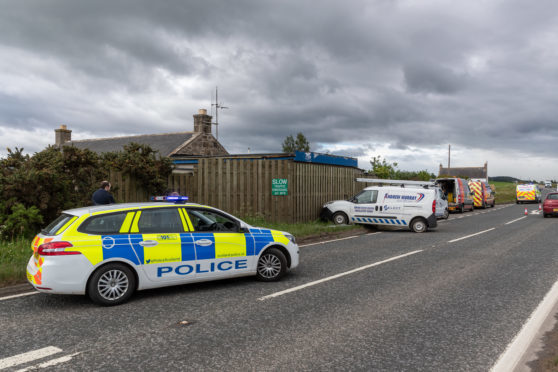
top-left (67, 132), bottom-right (198, 157)
top-left (439, 166), bottom-right (487, 179)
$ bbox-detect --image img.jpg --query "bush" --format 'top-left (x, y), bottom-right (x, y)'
top-left (0, 203), bottom-right (43, 240)
top-left (0, 143), bottom-right (173, 237)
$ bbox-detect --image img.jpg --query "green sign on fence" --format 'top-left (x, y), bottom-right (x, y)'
top-left (272, 178), bottom-right (288, 196)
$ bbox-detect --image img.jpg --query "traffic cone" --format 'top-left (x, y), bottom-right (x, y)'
top-left (539, 204), bottom-right (542, 211)
top-left (524, 208), bottom-right (528, 215)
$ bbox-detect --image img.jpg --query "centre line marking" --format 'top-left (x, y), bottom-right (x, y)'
top-left (258, 250), bottom-right (423, 301)
top-left (0, 346), bottom-right (62, 369)
top-left (505, 216), bottom-right (527, 225)
top-left (300, 235), bottom-right (358, 248)
top-left (448, 228), bottom-right (495, 243)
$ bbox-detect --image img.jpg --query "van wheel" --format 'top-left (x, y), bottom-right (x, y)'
top-left (332, 212), bottom-right (348, 225)
top-left (88, 263), bottom-right (136, 306)
top-left (443, 208), bottom-right (449, 219)
top-left (410, 218), bottom-right (427, 233)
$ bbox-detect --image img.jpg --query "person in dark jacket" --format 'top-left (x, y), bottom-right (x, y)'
top-left (92, 181), bottom-right (115, 205)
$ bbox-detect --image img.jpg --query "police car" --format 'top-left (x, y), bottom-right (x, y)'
top-left (27, 196), bottom-right (299, 306)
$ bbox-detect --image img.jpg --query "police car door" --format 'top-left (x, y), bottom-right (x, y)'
top-left (350, 189), bottom-right (379, 224)
top-left (131, 207), bottom-right (192, 283)
top-left (184, 208), bottom-right (252, 279)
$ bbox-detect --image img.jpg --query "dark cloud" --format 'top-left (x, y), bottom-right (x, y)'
top-left (1, 0), bottom-right (558, 177)
top-left (404, 63), bottom-right (467, 94)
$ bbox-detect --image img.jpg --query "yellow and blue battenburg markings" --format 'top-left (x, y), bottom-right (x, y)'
top-left (351, 217), bottom-right (407, 225)
top-left (94, 228), bottom-right (286, 266)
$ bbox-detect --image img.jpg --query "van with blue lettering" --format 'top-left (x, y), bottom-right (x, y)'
top-left (321, 186), bottom-right (438, 233)
top-left (27, 197), bottom-right (299, 306)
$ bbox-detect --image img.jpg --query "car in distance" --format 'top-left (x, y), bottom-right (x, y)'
top-left (27, 198), bottom-right (299, 306)
top-left (543, 192), bottom-right (558, 218)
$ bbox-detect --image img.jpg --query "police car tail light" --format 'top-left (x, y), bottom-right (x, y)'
top-left (38, 241), bottom-right (80, 256)
top-left (432, 200), bottom-right (436, 213)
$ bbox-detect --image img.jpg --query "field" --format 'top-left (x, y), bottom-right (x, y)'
top-left (491, 181), bottom-right (517, 204)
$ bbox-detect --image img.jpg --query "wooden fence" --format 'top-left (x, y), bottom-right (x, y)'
top-left (111, 158), bottom-right (365, 223)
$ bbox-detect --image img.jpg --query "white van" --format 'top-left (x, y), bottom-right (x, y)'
top-left (321, 186), bottom-right (438, 233)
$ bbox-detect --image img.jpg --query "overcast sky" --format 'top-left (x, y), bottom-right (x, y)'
top-left (1, 0), bottom-right (557, 179)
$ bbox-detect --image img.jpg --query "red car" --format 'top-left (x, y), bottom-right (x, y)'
top-left (543, 192), bottom-right (558, 217)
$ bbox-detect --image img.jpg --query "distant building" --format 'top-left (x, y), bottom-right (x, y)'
top-left (54, 109), bottom-right (228, 172)
top-left (439, 162), bottom-right (488, 183)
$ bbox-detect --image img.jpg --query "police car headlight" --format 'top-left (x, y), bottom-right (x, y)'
top-left (285, 233), bottom-right (296, 244)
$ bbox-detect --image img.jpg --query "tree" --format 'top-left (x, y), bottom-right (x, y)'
top-left (282, 133), bottom-right (310, 153)
top-left (370, 155), bottom-right (398, 179)
top-left (368, 155), bottom-right (435, 181)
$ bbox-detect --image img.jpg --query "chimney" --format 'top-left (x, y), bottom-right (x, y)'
top-left (55, 125), bottom-right (72, 146)
top-left (193, 109), bottom-right (212, 134)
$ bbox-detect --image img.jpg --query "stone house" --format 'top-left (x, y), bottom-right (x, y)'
top-left (438, 162), bottom-right (488, 183)
top-left (54, 109), bottom-right (228, 173)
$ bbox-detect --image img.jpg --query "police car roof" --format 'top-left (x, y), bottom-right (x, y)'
top-left (64, 202), bottom-right (201, 216)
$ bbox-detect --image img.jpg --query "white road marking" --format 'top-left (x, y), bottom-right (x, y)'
top-left (0, 292), bottom-right (38, 302)
top-left (0, 347), bottom-right (62, 369)
top-left (258, 250), bottom-right (423, 300)
top-left (491, 280), bottom-right (558, 372)
top-left (448, 228), bottom-right (496, 243)
top-left (15, 352), bottom-right (80, 372)
top-left (300, 233), bottom-right (379, 248)
top-left (505, 216), bottom-right (527, 225)
top-left (530, 210), bottom-right (540, 215)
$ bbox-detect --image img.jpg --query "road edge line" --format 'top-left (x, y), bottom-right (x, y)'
top-left (0, 291), bottom-right (38, 302)
top-left (490, 279), bottom-right (558, 372)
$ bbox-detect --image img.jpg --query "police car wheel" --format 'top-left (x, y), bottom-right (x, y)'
top-left (410, 218), bottom-right (427, 233)
top-left (256, 248), bottom-right (287, 282)
top-left (332, 212), bottom-right (348, 225)
top-left (88, 263), bottom-right (136, 306)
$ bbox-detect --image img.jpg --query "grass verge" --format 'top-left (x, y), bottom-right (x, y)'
top-left (0, 237), bottom-right (31, 287)
top-left (242, 217), bottom-right (362, 239)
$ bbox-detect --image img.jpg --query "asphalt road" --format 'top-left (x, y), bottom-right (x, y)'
top-left (1, 197), bottom-right (557, 371)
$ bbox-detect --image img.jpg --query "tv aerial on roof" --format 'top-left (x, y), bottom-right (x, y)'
top-left (211, 86), bottom-right (229, 140)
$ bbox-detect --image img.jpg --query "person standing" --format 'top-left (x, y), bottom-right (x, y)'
top-left (92, 181), bottom-right (115, 205)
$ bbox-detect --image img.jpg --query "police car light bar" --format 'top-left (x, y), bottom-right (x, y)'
top-left (150, 195), bottom-right (189, 203)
